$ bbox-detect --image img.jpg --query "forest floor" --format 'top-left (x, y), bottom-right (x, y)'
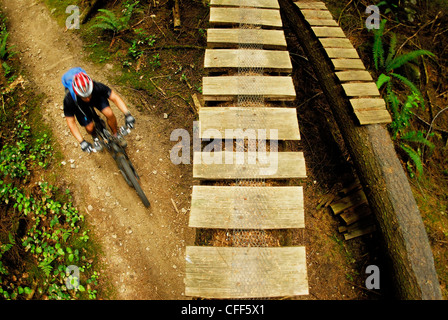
top-left (1, 0), bottom-right (446, 300)
top-left (1, 0), bottom-right (197, 299)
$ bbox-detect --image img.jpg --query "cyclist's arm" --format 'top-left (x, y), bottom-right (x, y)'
top-left (109, 90), bottom-right (130, 115)
top-left (66, 116), bottom-right (84, 143)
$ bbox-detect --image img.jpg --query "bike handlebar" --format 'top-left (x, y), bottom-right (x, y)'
top-left (85, 124), bottom-right (133, 154)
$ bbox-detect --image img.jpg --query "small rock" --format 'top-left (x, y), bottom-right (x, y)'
top-left (87, 205), bottom-right (94, 211)
top-left (61, 161), bottom-right (67, 166)
top-left (163, 113), bottom-right (168, 119)
top-left (152, 170), bottom-right (157, 175)
top-left (70, 164), bottom-right (76, 169)
top-left (105, 192), bottom-right (111, 197)
top-left (181, 208), bottom-right (187, 214)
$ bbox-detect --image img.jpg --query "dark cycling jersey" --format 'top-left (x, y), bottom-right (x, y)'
top-left (63, 81), bottom-right (112, 126)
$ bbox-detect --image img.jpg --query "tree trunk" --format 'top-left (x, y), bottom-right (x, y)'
top-left (81, 0), bottom-right (105, 24)
top-left (278, 0), bottom-right (442, 300)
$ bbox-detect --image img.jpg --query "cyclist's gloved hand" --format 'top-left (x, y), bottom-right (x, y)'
top-left (80, 140), bottom-right (93, 153)
top-left (125, 112), bottom-right (135, 129)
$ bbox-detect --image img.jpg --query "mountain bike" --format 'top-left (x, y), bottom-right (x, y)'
top-left (89, 108), bottom-right (150, 208)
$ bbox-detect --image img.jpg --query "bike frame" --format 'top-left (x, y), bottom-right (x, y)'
top-left (90, 108), bottom-right (140, 182)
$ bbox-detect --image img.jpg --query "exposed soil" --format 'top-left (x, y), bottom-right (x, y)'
top-left (1, 0), bottom-right (197, 299)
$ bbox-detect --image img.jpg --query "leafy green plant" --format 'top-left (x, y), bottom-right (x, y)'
top-left (373, 20), bottom-right (434, 107)
top-left (0, 31), bottom-right (16, 61)
top-left (90, 1), bottom-right (139, 37)
top-left (128, 40), bottom-right (144, 60)
top-left (150, 53), bottom-right (161, 70)
top-left (377, 0), bottom-right (418, 22)
top-left (372, 20), bottom-right (435, 177)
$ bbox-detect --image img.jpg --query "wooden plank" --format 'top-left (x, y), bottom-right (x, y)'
top-left (295, 1), bottom-right (327, 10)
top-left (344, 224), bottom-right (376, 240)
top-left (319, 37), bottom-right (353, 48)
top-left (210, 0), bottom-right (280, 9)
top-left (355, 109), bottom-right (392, 125)
top-left (204, 49), bottom-right (292, 72)
top-left (193, 151), bottom-right (307, 179)
top-left (202, 76), bottom-right (296, 101)
top-left (325, 48), bottom-right (359, 59)
top-left (338, 215), bottom-right (375, 233)
top-left (336, 70), bottom-right (373, 82)
top-left (209, 7), bottom-right (283, 28)
top-left (305, 19), bottom-right (338, 26)
top-left (185, 246), bottom-right (309, 298)
top-left (352, 98), bottom-right (392, 124)
top-left (330, 189), bottom-right (367, 215)
top-left (189, 186), bottom-right (304, 229)
top-left (342, 82), bottom-right (381, 97)
top-left (332, 58), bottom-right (365, 70)
top-left (301, 9), bottom-right (334, 20)
top-left (312, 26), bottom-right (346, 38)
top-left (340, 204), bottom-right (372, 225)
top-left (199, 107), bottom-right (300, 140)
top-left (350, 98), bottom-right (386, 111)
top-left (207, 29), bottom-right (287, 50)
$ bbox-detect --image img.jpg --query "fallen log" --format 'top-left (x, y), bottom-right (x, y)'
top-left (173, 0), bottom-right (181, 29)
top-left (81, 0), bottom-right (105, 24)
top-left (278, 0), bottom-right (442, 299)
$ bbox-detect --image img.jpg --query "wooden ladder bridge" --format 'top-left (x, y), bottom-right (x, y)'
top-left (184, 0), bottom-right (391, 299)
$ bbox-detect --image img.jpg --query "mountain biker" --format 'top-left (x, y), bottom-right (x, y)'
top-left (62, 68), bottom-right (135, 153)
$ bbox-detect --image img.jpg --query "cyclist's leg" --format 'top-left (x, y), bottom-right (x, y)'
top-left (100, 106), bottom-right (118, 135)
top-left (96, 96), bottom-right (118, 135)
top-left (75, 112), bottom-right (102, 151)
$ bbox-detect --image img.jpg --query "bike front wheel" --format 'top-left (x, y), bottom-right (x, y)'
top-left (117, 154), bottom-right (150, 208)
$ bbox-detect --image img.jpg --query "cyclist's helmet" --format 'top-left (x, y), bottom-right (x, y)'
top-left (72, 72), bottom-right (93, 98)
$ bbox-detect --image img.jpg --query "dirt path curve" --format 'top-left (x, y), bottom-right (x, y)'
top-left (1, 0), bottom-right (195, 299)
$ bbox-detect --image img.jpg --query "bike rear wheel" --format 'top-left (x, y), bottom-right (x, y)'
top-left (117, 154), bottom-right (150, 208)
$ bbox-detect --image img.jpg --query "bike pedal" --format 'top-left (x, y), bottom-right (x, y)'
top-left (93, 138), bottom-right (104, 152)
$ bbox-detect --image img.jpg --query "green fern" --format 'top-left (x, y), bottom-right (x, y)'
top-left (391, 72), bottom-right (425, 107)
top-left (385, 33), bottom-right (397, 67)
top-left (400, 131), bottom-right (435, 151)
top-left (373, 19), bottom-right (387, 70)
top-left (372, 20), bottom-right (433, 101)
top-left (90, 9), bottom-right (126, 34)
top-left (0, 31), bottom-right (15, 61)
top-left (371, 22), bottom-right (436, 177)
top-left (90, 2), bottom-right (139, 35)
top-left (386, 49), bottom-right (434, 72)
top-left (400, 143), bottom-right (423, 176)
top-left (376, 73), bottom-right (391, 90)
top-left (38, 260), bottom-right (53, 276)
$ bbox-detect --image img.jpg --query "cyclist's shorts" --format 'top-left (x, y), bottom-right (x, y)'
top-left (75, 95), bottom-right (110, 127)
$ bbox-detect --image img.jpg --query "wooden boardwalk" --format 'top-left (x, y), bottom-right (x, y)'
top-left (198, 107), bottom-right (301, 140)
top-left (184, 0), bottom-right (393, 300)
top-left (185, 0), bottom-right (309, 299)
top-left (189, 186), bottom-right (304, 229)
top-left (295, 0), bottom-right (391, 125)
top-left (185, 247), bottom-right (308, 298)
top-left (204, 49), bottom-right (293, 72)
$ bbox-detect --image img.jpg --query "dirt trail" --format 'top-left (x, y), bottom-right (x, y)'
top-left (1, 0), bottom-right (195, 299)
